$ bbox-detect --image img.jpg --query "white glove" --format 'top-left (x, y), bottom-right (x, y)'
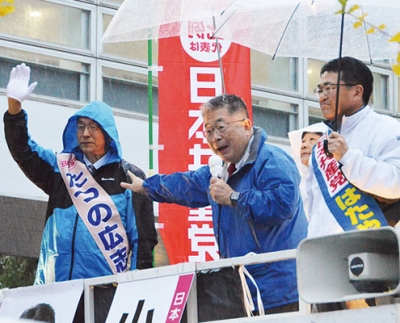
top-left (6, 63), bottom-right (38, 103)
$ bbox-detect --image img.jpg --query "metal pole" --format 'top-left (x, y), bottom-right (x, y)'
top-left (148, 39), bottom-right (154, 175)
top-left (324, 4), bottom-right (345, 157)
top-left (212, 16), bottom-right (226, 94)
top-left (334, 10), bottom-right (345, 132)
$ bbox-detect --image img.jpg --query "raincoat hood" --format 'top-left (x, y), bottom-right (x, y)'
top-left (288, 122), bottom-right (328, 175)
top-left (61, 101), bottom-right (123, 161)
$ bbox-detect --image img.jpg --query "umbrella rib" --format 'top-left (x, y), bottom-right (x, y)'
top-left (360, 6), bottom-right (373, 65)
top-left (210, 0), bottom-right (240, 39)
top-left (333, 10), bottom-right (345, 133)
top-left (272, 2), bottom-right (301, 60)
top-left (323, 9), bottom-right (345, 156)
top-left (324, 3), bottom-right (345, 156)
top-left (213, 16), bottom-right (226, 94)
top-left (220, 0), bottom-right (238, 16)
top-left (211, 9), bottom-right (237, 39)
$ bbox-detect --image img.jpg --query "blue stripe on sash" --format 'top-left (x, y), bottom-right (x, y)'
top-left (312, 131), bottom-right (388, 231)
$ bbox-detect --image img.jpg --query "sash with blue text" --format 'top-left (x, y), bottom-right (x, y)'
top-left (312, 131), bottom-right (388, 230)
top-left (57, 153), bottom-right (129, 274)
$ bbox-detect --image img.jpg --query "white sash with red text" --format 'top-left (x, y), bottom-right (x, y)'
top-left (312, 131), bottom-right (388, 231)
top-left (57, 153), bottom-right (129, 274)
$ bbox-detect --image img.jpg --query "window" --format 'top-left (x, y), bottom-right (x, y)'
top-left (100, 0), bottom-right (125, 6)
top-left (251, 51), bottom-right (298, 91)
top-left (102, 66), bottom-right (158, 115)
top-left (308, 105), bottom-right (325, 125)
top-left (252, 97), bottom-right (298, 138)
top-left (101, 12), bottom-right (158, 64)
top-left (0, 48), bottom-right (90, 102)
top-left (307, 59), bottom-right (325, 97)
top-left (0, 0), bottom-right (91, 50)
top-left (371, 72), bottom-right (389, 111)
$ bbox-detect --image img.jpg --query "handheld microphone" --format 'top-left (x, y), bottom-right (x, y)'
top-left (208, 154), bottom-right (223, 178)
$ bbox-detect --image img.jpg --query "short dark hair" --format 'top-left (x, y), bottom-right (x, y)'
top-left (20, 303), bottom-right (55, 323)
top-left (320, 56), bottom-right (373, 105)
top-left (201, 94), bottom-right (249, 118)
top-left (301, 131), bottom-right (323, 140)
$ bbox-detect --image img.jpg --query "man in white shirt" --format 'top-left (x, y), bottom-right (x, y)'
top-left (307, 56), bottom-right (400, 237)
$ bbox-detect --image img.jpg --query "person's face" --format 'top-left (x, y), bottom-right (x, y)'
top-left (76, 117), bottom-right (106, 162)
top-left (300, 132), bottom-right (322, 167)
top-left (318, 71), bottom-right (361, 121)
top-left (203, 107), bottom-right (252, 164)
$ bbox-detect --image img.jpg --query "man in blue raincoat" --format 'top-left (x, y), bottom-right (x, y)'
top-left (122, 94), bottom-right (308, 315)
top-left (4, 63), bottom-right (157, 321)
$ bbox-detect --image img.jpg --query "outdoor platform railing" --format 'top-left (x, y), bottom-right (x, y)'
top-left (3, 238), bottom-right (400, 322)
top-left (84, 249), bottom-right (308, 322)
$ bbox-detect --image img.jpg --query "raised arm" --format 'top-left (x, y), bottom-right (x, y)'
top-left (6, 63), bottom-right (37, 114)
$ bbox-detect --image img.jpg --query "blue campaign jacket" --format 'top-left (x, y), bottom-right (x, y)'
top-left (4, 102), bottom-right (140, 284)
top-left (143, 127), bottom-right (308, 310)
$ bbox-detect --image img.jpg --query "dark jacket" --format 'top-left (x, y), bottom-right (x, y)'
top-left (4, 101), bottom-right (157, 283)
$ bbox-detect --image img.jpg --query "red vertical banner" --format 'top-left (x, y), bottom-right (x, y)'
top-left (158, 20), bottom-right (251, 265)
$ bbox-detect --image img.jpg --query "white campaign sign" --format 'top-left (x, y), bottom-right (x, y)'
top-left (106, 273), bottom-right (194, 323)
top-left (180, 19), bottom-right (231, 63)
top-left (0, 279), bottom-right (83, 322)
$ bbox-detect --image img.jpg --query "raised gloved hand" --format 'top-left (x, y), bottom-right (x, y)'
top-left (6, 63), bottom-right (38, 103)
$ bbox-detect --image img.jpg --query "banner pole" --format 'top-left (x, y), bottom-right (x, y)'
top-left (148, 39), bottom-right (154, 176)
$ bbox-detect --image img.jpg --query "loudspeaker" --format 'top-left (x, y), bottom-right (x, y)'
top-left (297, 227), bottom-right (400, 304)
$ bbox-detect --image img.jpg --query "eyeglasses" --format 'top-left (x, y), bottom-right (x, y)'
top-left (314, 83), bottom-right (358, 96)
top-left (76, 123), bottom-right (100, 134)
top-left (203, 119), bottom-right (245, 138)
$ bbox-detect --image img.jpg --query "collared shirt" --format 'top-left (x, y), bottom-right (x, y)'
top-left (222, 135), bottom-right (254, 181)
top-left (84, 151), bottom-right (111, 171)
top-left (326, 105), bottom-right (367, 132)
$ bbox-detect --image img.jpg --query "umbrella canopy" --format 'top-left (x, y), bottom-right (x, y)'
top-left (102, 0), bottom-right (400, 133)
top-left (103, 0), bottom-right (400, 62)
top-left (216, 0), bottom-right (400, 61)
top-left (102, 0), bottom-right (297, 43)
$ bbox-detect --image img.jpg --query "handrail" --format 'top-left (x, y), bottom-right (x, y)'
top-left (83, 249), bottom-right (306, 322)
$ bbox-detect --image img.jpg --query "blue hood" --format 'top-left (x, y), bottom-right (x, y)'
top-left (61, 101), bottom-right (123, 161)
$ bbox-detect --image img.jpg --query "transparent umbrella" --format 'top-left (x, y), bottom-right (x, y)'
top-left (213, 0), bottom-right (400, 131)
top-left (103, 0), bottom-right (400, 62)
top-left (214, 0), bottom-right (400, 61)
top-left (102, 1), bottom-right (283, 171)
top-left (102, 0), bottom-right (302, 93)
top-left (102, 0), bottom-right (400, 133)
top-left (102, 0), bottom-right (301, 44)
top-left (102, 1), bottom-right (298, 170)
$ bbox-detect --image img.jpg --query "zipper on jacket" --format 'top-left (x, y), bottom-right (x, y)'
top-left (68, 213), bottom-right (79, 280)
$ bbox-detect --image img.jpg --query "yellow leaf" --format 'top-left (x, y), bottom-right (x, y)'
top-left (353, 21), bottom-right (363, 29)
top-left (366, 27), bottom-right (375, 34)
top-left (348, 5), bottom-right (360, 13)
top-left (378, 24), bottom-right (386, 30)
top-left (0, 5), bottom-right (14, 16)
top-left (392, 64), bottom-right (400, 76)
top-left (389, 32), bottom-right (400, 43)
top-left (359, 13), bottom-right (368, 20)
top-left (335, 9), bottom-right (344, 15)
